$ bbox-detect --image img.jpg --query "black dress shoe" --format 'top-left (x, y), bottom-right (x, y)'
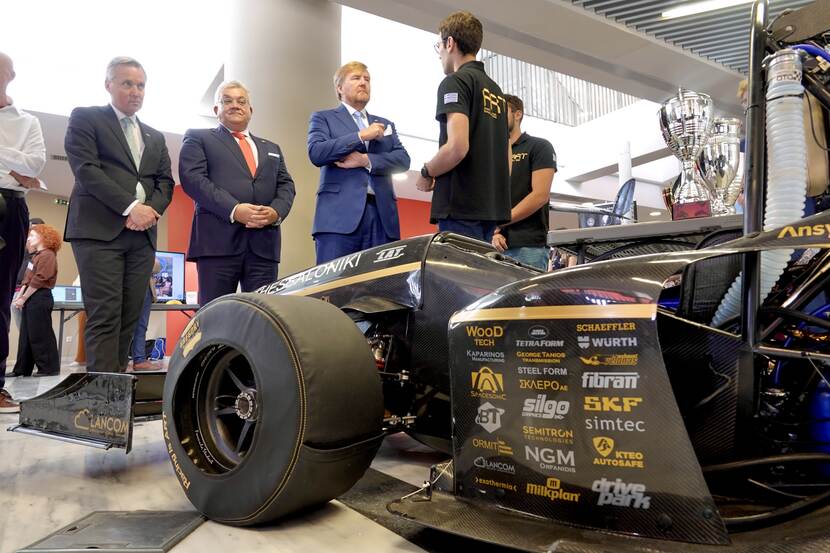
top-left (4, 371), bottom-right (23, 378)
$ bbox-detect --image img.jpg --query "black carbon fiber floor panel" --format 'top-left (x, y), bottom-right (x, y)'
top-left (388, 489), bottom-right (830, 553)
top-left (339, 468), bottom-right (519, 552)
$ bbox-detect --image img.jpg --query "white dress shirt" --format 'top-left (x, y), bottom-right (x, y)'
top-left (341, 102), bottom-right (373, 192)
top-left (0, 101), bottom-right (46, 192)
top-left (111, 104), bottom-right (146, 216)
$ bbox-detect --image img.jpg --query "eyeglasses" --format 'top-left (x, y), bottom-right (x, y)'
top-left (220, 97), bottom-right (249, 107)
top-left (433, 38), bottom-right (447, 54)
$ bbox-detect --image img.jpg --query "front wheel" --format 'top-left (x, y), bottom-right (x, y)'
top-left (163, 294), bottom-right (384, 525)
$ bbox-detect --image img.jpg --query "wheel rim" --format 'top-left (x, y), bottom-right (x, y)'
top-left (190, 346), bottom-right (259, 472)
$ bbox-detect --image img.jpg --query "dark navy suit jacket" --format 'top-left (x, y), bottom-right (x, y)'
top-left (307, 104), bottom-right (410, 237)
top-left (64, 105), bottom-right (174, 248)
top-left (179, 126), bottom-right (295, 262)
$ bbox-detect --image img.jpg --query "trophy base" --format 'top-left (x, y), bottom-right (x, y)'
top-left (673, 200), bottom-right (712, 220)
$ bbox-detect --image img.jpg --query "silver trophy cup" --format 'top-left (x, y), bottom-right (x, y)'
top-left (697, 117), bottom-right (742, 215)
top-left (658, 89), bottom-right (715, 218)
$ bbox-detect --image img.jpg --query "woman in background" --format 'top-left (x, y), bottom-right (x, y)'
top-left (10, 223), bottom-right (61, 377)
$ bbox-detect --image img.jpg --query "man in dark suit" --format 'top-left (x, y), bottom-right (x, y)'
top-left (64, 57), bottom-right (174, 373)
top-left (179, 80), bottom-right (296, 306)
top-left (308, 61), bottom-right (410, 264)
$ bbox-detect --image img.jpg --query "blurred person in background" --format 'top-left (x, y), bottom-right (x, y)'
top-left (9, 223), bottom-right (61, 377)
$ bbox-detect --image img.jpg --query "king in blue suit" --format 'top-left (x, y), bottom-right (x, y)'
top-left (308, 62), bottom-right (410, 264)
top-left (180, 80), bottom-right (295, 306)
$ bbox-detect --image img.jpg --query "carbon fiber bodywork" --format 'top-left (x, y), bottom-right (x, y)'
top-left (254, 210), bottom-right (830, 545)
top-left (258, 234), bottom-right (538, 450)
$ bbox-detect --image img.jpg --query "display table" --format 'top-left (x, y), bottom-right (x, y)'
top-left (547, 214), bottom-right (743, 264)
top-left (53, 302), bottom-right (200, 359)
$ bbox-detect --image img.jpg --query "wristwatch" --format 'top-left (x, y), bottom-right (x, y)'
top-left (420, 163), bottom-right (431, 179)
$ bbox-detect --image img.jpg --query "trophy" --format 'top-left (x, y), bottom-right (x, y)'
top-left (697, 117), bottom-right (742, 215)
top-left (658, 89), bottom-right (715, 219)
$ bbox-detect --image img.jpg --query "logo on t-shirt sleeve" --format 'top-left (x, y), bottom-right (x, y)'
top-left (444, 92), bottom-right (459, 104)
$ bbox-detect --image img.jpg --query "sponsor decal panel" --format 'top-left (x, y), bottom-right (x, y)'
top-left (593, 477), bottom-right (651, 509)
top-left (471, 367), bottom-right (507, 400)
top-left (522, 394), bottom-right (570, 420)
top-left (262, 252), bottom-right (363, 293)
top-left (522, 425), bottom-right (575, 445)
top-left (585, 416), bottom-right (646, 432)
top-left (476, 402), bottom-right (506, 433)
top-left (525, 445), bottom-right (576, 473)
top-left (516, 339), bottom-right (564, 348)
top-left (592, 436), bottom-right (645, 469)
top-left (466, 325), bottom-right (503, 347)
top-left (374, 245), bottom-right (407, 263)
top-left (472, 437), bottom-right (514, 455)
top-left (474, 476), bottom-right (517, 492)
top-left (526, 477), bottom-right (581, 503)
top-left (582, 371), bottom-right (639, 390)
top-left (578, 336), bottom-right (638, 349)
top-left (517, 366), bottom-right (568, 376)
top-left (579, 354), bottom-right (638, 366)
top-left (583, 396), bottom-right (643, 412)
top-left (517, 351), bottom-right (566, 364)
top-left (777, 223), bottom-right (830, 239)
top-left (519, 379), bottom-right (568, 392)
top-left (74, 409), bottom-right (128, 437)
top-left (575, 322), bottom-right (637, 332)
top-left (467, 349), bottom-right (505, 363)
top-left (474, 456), bottom-right (516, 475)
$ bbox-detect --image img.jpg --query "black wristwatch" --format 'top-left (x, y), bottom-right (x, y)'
top-left (420, 163), bottom-right (431, 179)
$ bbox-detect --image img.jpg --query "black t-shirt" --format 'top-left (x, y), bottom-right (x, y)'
top-left (503, 132), bottom-right (557, 247)
top-left (431, 61), bottom-right (510, 224)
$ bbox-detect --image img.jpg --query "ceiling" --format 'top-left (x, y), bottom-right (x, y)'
top-left (338, 0), bottom-right (751, 114)
top-left (571, 0), bottom-right (815, 74)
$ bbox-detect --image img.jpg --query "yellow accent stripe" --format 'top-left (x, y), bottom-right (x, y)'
top-left (283, 262), bottom-right (421, 297)
top-left (450, 304), bottom-right (656, 324)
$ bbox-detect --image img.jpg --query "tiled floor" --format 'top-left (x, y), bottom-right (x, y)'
top-left (0, 365), bottom-right (457, 553)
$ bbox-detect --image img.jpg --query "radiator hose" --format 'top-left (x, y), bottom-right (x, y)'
top-left (711, 49), bottom-right (807, 327)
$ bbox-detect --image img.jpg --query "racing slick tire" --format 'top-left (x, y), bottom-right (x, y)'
top-left (162, 293), bottom-right (385, 525)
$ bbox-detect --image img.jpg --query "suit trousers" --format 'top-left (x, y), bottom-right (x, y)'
top-left (13, 288), bottom-right (59, 376)
top-left (0, 193), bottom-right (28, 389)
top-left (196, 249), bottom-right (278, 306)
top-left (72, 229), bottom-right (155, 372)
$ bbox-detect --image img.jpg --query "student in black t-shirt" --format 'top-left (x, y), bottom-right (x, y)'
top-left (414, 11), bottom-right (511, 242)
top-left (491, 95), bottom-right (557, 270)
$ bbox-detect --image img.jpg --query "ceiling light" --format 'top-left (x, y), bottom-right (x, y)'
top-left (661, 0), bottom-right (753, 20)
top-left (649, 211), bottom-right (662, 216)
top-left (392, 173), bottom-right (408, 181)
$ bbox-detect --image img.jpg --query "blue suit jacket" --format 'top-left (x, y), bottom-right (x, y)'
top-left (179, 126), bottom-right (296, 262)
top-left (307, 104), bottom-right (410, 237)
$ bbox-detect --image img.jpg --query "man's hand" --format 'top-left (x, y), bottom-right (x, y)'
top-left (358, 122), bottom-right (385, 142)
top-left (335, 151), bottom-right (369, 169)
top-left (10, 171), bottom-right (40, 190)
top-left (12, 296), bottom-right (25, 310)
top-left (234, 203), bottom-right (265, 227)
top-left (491, 229), bottom-right (508, 252)
top-left (415, 175), bottom-right (435, 192)
top-left (126, 204), bottom-right (160, 231)
top-left (245, 206), bottom-right (279, 228)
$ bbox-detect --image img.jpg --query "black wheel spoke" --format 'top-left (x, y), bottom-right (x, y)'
top-left (215, 406), bottom-right (236, 416)
top-left (236, 420), bottom-right (254, 454)
top-left (226, 368), bottom-right (247, 392)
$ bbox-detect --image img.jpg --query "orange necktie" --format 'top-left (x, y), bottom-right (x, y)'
top-left (231, 131), bottom-right (257, 177)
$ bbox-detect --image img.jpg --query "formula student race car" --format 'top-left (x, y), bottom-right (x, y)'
top-left (10, 1), bottom-right (830, 550)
